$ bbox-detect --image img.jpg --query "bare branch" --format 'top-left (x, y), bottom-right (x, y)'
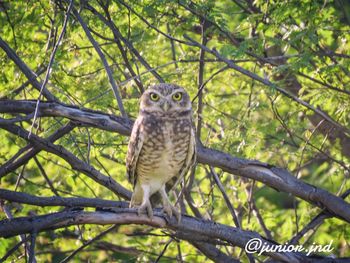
top-left (84, 3), bottom-right (164, 83)
top-left (289, 189), bottom-right (350, 245)
top-left (191, 242), bottom-right (240, 263)
top-left (0, 202), bottom-right (34, 262)
top-left (34, 157), bottom-right (60, 196)
top-left (0, 67), bottom-right (46, 100)
top-left (28, 232), bottom-right (37, 263)
top-left (0, 209), bottom-right (313, 262)
top-left (196, 19), bottom-right (208, 139)
top-left (209, 167), bottom-right (241, 228)
top-left (0, 100), bottom-right (132, 136)
top-left (116, 0), bottom-right (189, 45)
top-left (198, 146), bottom-right (350, 224)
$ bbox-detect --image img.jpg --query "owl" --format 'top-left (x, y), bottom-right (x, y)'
top-left (126, 83), bottom-right (196, 221)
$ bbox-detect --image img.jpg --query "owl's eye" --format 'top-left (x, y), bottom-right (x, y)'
top-left (150, 93), bottom-right (160, 101)
top-left (172, 92), bottom-right (182, 101)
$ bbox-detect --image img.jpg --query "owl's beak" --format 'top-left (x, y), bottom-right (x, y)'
top-left (161, 101), bottom-right (170, 111)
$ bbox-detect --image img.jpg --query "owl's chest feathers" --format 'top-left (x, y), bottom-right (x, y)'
top-left (137, 118), bottom-right (190, 185)
top-left (157, 121), bottom-right (181, 175)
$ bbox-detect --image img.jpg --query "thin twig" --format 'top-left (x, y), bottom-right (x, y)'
top-left (196, 19), bottom-right (208, 139)
top-left (0, 202), bottom-right (34, 262)
top-left (28, 0), bottom-right (73, 138)
top-left (0, 67), bottom-right (46, 100)
top-left (0, 122), bottom-right (76, 179)
top-left (0, 120), bottom-right (132, 200)
top-left (86, 3), bottom-right (164, 83)
top-left (28, 232), bottom-right (37, 263)
top-left (0, 37), bottom-right (57, 102)
top-left (59, 225), bottom-right (118, 263)
top-left (72, 6), bottom-right (127, 117)
top-left (0, 237), bottom-right (28, 262)
top-left (167, 23), bottom-right (178, 69)
top-left (209, 167), bottom-right (241, 228)
top-left (154, 238), bottom-right (173, 263)
top-left (34, 157), bottom-right (60, 196)
top-left (289, 189), bottom-right (350, 245)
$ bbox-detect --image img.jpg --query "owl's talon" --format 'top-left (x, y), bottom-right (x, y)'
top-left (162, 204), bottom-right (181, 223)
top-left (162, 205), bottom-right (173, 218)
top-left (173, 208), bottom-right (181, 223)
top-left (137, 202), bottom-right (153, 219)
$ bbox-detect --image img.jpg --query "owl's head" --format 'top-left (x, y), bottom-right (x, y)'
top-left (140, 84), bottom-right (192, 116)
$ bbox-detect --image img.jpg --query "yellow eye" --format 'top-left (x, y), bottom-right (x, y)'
top-left (150, 93), bottom-right (159, 101)
top-left (172, 92), bottom-right (182, 101)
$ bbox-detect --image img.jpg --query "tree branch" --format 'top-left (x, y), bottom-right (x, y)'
top-left (0, 189), bottom-right (239, 262)
top-left (0, 208), bottom-right (313, 262)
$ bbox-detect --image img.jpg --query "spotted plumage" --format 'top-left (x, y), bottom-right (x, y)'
top-left (126, 83), bottom-right (196, 221)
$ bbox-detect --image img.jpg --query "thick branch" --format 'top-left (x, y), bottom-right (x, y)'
top-left (0, 190), bottom-right (238, 262)
top-left (0, 208), bottom-right (312, 262)
top-left (198, 147), bottom-right (350, 223)
top-left (0, 100), bottom-right (132, 135)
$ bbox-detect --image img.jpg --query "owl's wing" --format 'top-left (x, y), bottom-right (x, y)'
top-left (126, 117), bottom-right (144, 186)
top-left (180, 123), bottom-right (197, 178)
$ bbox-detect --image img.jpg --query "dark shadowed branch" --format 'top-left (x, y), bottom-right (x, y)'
top-left (0, 206), bottom-right (326, 262)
